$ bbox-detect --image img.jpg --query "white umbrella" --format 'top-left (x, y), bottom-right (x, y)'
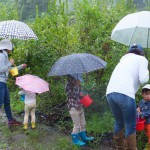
top-left (0, 20), bottom-right (38, 40)
top-left (111, 11), bottom-right (150, 48)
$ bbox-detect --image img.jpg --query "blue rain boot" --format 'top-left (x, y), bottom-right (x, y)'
top-left (71, 133), bottom-right (86, 146)
top-left (79, 131), bottom-right (94, 142)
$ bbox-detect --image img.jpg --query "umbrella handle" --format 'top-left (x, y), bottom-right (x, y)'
top-left (13, 64), bottom-right (17, 67)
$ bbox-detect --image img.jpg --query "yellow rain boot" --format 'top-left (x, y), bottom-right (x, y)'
top-left (31, 122), bottom-right (36, 129)
top-left (23, 123), bottom-right (28, 130)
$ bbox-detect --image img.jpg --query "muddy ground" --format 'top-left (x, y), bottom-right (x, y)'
top-left (0, 111), bottom-right (114, 150)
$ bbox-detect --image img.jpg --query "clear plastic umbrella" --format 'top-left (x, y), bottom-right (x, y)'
top-left (111, 11), bottom-right (150, 48)
top-left (48, 53), bottom-right (107, 76)
top-left (0, 20), bottom-right (38, 40)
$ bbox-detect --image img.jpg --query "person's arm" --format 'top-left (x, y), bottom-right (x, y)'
top-left (141, 111), bottom-right (150, 118)
top-left (18, 90), bottom-right (25, 95)
top-left (17, 64), bottom-right (27, 70)
top-left (79, 86), bottom-right (84, 98)
top-left (137, 107), bottom-right (141, 113)
top-left (139, 58), bottom-right (149, 84)
top-left (0, 54), bottom-right (12, 73)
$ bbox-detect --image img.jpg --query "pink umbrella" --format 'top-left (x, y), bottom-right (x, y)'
top-left (15, 74), bottom-right (49, 94)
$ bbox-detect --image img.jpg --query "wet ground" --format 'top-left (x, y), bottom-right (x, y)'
top-left (0, 111), bottom-right (114, 150)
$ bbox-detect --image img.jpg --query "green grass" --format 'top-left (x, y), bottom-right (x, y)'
top-left (86, 112), bottom-right (114, 134)
top-left (55, 138), bottom-right (80, 150)
top-left (0, 122), bottom-right (75, 150)
top-left (10, 91), bottom-right (24, 113)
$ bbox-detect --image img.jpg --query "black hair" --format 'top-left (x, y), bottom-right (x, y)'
top-left (128, 49), bottom-right (144, 56)
top-left (142, 88), bottom-right (150, 94)
top-left (67, 75), bottom-right (76, 86)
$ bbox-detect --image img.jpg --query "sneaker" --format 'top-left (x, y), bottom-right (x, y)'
top-left (8, 119), bottom-right (22, 126)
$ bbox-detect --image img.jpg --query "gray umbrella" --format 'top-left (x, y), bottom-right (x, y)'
top-left (48, 53), bottom-right (107, 76)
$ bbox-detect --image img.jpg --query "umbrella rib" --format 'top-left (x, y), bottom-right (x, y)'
top-left (129, 26), bottom-right (137, 46)
top-left (146, 28), bottom-right (150, 58)
top-left (78, 55), bottom-right (87, 73)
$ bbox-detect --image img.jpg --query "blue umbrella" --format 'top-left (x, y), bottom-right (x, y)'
top-left (48, 53), bottom-right (107, 76)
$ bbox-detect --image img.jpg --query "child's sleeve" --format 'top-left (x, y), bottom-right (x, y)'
top-left (141, 111), bottom-right (150, 118)
top-left (18, 90), bottom-right (25, 95)
top-left (138, 100), bottom-right (143, 107)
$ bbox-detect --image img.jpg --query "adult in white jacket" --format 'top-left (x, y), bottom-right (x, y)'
top-left (106, 44), bottom-right (149, 150)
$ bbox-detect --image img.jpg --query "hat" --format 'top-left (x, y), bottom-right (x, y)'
top-left (128, 44), bottom-right (143, 52)
top-left (69, 74), bottom-right (84, 82)
top-left (0, 39), bottom-right (13, 51)
top-left (142, 84), bottom-right (150, 90)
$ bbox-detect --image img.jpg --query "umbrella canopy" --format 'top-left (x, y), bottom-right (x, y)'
top-left (0, 20), bottom-right (38, 40)
top-left (16, 74), bottom-right (49, 94)
top-left (48, 53), bottom-right (107, 76)
top-left (111, 11), bottom-right (150, 48)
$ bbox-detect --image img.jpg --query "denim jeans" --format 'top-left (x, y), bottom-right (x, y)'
top-left (107, 92), bottom-right (136, 137)
top-left (0, 82), bottom-right (13, 121)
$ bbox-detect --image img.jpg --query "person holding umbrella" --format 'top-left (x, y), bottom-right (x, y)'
top-left (16, 74), bottom-right (49, 130)
top-left (0, 39), bottom-right (27, 126)
top-left (65, 74), bottom-right (94, 146)
top-left (106, 44), bottom-right (149, 150)
top-left (18, 89), bottom-right (36, 130)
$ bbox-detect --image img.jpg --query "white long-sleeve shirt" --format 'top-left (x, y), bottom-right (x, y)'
top-left (18, 90), bottom-right (36, 105)
top-left (106, 53), bottom-right (149, 99)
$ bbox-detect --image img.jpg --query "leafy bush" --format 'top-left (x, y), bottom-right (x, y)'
top-left (0, 0), bottom-right (149, 148)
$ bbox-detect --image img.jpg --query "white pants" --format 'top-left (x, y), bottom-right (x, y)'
top-left (69, 108), bottom-right (86, 134)
top-left (24, 102), bottom-right (36, 124)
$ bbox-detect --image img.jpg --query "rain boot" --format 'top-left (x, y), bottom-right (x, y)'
top-left (71, 133), bottom-right (86, 146)
top-left (79, 131), bottom-right (94, 142)
top-left (145, 124), bottom-right (150, 143)
top-left (31, 122), bottom-right (36, 129)
top-left (23, 123), bottom-right (28, 130)
top-left (124, 133), bottom-right (136, 150)
top-left (113, 130), bottom-right (125, 150)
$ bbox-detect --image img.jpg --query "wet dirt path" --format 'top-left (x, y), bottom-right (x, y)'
top-left (0, 112), bottom-right (73, 150)
top-left (0, 112), bottom-right (114, 150)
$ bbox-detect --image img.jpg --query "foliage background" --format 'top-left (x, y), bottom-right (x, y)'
top-left (0, 0), bottom-right (150, 149)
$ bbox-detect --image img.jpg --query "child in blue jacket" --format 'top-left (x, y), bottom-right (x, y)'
top-left (137, 84), bottom-right (150, 143)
